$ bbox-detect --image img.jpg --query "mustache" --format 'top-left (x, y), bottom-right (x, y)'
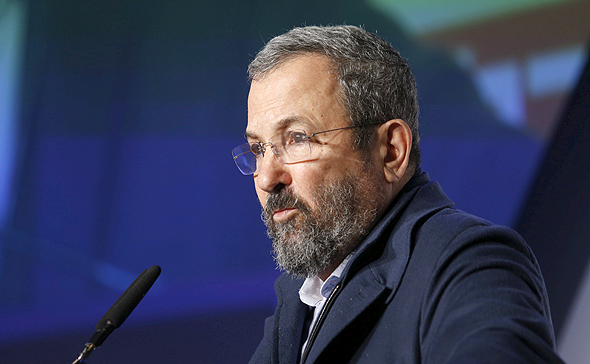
top-left (263, 189), bottom-right (310, 222)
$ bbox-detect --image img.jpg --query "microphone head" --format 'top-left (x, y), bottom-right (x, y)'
top-left (96, 265), bottom-right (161, 330)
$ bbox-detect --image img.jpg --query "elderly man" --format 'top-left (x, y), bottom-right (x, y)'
top-left (232, 25), bottom-right (563, 363)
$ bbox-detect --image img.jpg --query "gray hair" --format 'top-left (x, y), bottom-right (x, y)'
top-left (248, 25), bottom-right (421, 167)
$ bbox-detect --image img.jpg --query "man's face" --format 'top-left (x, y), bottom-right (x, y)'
top-left (246, 55), bottom-right (386, 278)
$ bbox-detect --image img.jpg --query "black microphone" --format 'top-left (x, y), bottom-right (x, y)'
top-left (72, 265), bottom-right (161, 364)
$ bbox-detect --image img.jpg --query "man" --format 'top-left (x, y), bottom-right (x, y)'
top-left (232, 25), bottom-right (563, 363)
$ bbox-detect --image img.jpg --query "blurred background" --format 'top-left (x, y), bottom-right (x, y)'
top-left (1, 0), bottom-right (589, 362)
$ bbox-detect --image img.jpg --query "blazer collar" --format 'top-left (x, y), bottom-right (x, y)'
top-left (305, 170), bottom-right (454, 363)
top-left (275, 170), bottom-right (455, 363)
top-left (343, 169), bottom-right (454, 290)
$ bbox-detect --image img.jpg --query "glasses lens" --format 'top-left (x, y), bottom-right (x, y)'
top-left (283, 130), bottom-right (311, 162)
top-left (232, 143), bottom-right (256, 175)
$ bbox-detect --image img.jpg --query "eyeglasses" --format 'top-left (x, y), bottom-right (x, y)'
top-left (232, 121), bottom-right (384, 175)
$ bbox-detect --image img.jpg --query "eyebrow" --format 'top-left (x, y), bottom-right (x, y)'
top-left (244, 116), bottom-right (307, 141)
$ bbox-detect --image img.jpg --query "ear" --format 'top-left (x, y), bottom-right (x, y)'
top-left (378, 119), bottom-right (412, 184)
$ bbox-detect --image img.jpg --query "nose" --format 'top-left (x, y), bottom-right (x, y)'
top-left (254, 151), bottom-right (292, 193)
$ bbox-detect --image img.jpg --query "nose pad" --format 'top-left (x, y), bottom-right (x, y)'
top-left (259, 142), bottom-right (281, 159)
top-left (269, 144), bottom-right (282, 159)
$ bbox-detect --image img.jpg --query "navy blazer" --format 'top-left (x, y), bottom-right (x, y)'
top-left (250, 171), bottom-right (563, 363)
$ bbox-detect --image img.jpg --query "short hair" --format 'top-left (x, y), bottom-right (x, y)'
top-left (248, 25), bottom-right (421, 167)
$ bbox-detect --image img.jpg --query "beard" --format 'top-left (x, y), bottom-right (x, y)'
top-left (262, 169), bottom-right (383, 278)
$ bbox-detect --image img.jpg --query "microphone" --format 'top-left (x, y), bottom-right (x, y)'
top-left (72, 265), bottom-right (161, 364)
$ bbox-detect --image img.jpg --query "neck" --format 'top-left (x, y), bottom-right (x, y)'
top-left (317, 245), bottom-right (356, 281)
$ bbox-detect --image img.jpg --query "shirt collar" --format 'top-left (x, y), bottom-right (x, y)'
top-left (299, 252), bottom-right (354, 307)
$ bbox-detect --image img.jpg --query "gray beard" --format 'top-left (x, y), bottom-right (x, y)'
top-left (262, 173), bottom-right (380, 278)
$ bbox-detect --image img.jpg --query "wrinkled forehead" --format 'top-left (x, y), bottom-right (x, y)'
top-left (246, 55), bottom-right (347, 141)
top-left (244, 116), bottom-right (308, 142)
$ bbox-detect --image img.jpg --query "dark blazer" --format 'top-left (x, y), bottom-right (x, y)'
top-left (250, 171), bottom-right (563, 363)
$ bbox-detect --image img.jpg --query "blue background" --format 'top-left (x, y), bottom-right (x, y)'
top-left (0, 0), bottom-right (588, 362)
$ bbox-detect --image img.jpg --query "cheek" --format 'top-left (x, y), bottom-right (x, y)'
top-left (298, 161), bottom-right (343, 186)
top-left (290, 167), bottom-right (328, 203)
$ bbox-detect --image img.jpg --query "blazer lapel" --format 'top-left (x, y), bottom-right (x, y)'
top-left (304, 271), bottom-right (388, 363)
top-left (276, 275), bottom-right (309, 364)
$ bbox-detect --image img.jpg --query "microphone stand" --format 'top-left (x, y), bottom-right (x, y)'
top-left (71, 265), bottom-right (160, 363)
top-left (71, 324), bottom-right (115, 364)
top-left (72, 343), bottom-right (93, 364)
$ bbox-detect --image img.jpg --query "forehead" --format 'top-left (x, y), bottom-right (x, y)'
top-left (246, 55), bottom-right (348, 140)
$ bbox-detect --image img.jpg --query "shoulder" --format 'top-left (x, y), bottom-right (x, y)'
top-left (418, 207), bottom-right (533, 260)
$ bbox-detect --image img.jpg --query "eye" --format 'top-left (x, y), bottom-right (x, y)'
top-left (286, 130), bottom-right (308, 145)
top-left (250, 142), bottom-right (264, 156)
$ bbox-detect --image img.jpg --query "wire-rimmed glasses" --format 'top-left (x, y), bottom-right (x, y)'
top-left (232, 121), bottom-right (384, 175)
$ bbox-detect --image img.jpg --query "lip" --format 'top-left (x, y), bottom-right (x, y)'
top-left (273, 208), bottom-right (298, 222)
